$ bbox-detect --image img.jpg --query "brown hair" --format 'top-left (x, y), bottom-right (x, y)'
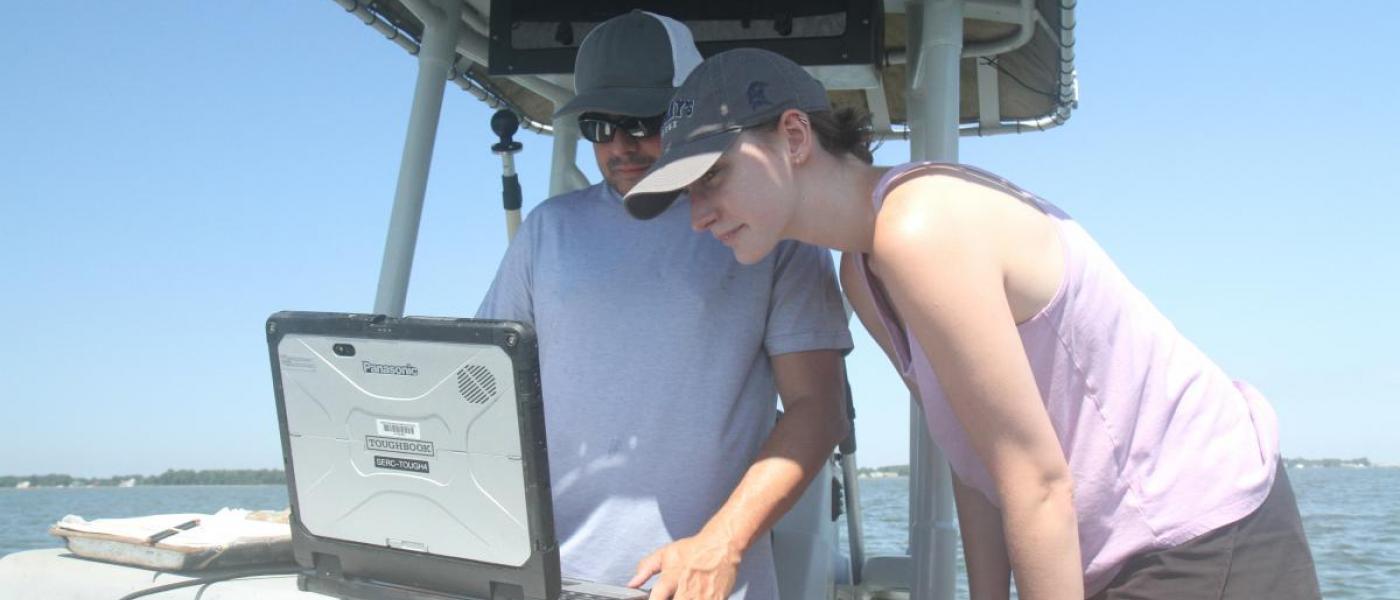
top-left (754, 107), bottom-right (875, 165)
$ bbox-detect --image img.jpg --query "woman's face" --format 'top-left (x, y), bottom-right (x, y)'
top-left (686, 130), bottom-right (798, 265)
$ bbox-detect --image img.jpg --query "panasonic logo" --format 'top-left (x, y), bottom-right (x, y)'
top-left (362, 361), bottom-right (418, 376)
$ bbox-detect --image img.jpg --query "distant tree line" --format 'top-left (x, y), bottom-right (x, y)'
top-left (857, 465), bottom-right (910, 477)
top-left (2, 469), bottom-right (287, 488)
top-left (1283, 457), bottom-right (1372, 468)
top-left (851, 458), bottom-right (1380, 479)
top-left (146, 469), bottom-right (287, 485)
top-left (0, 474), bottom-right (144, 488)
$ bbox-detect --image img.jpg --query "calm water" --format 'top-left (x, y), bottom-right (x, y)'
top-left (843, 467), bottom-right (1400, 599)
top-left (3, 468), bottom-right (1397, 598)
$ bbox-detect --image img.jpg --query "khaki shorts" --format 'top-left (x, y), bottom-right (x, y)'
top-left (1089, 464), bottom-right (1320, 600)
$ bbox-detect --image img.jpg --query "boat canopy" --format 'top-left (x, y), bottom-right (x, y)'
top-left (336, 0), bottom-right (1077, 138)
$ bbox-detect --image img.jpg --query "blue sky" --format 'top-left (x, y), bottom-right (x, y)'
top-left (1, 2), bottom-right (1396, 477)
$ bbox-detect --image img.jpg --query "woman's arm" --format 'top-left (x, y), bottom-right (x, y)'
top-left (847, 242), bottom-right (1013, 599)
top-left (953, 472), bottom-right (1012, 600)
top-left (871, 174), bottom-right (1082, 600)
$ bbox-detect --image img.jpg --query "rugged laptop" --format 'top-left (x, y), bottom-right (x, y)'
top-left (266, 312), bottom-right (645, 600)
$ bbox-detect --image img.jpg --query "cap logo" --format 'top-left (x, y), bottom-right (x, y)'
top-left (662, 98), bottom-right (695, 135)
top-left (746, 82), bottom-right (772, 110)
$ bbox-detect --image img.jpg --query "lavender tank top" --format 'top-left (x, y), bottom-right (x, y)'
top-left (852, 162), bottom-right (1280, 594)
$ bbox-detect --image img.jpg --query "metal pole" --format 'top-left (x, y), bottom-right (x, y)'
top-left (910, 0), bottom-right (963, 162)
top-left (834, 374), bottom-right (867, 585)
top-left (839, 452), bottom-right (867, 583)
top-left (548, 109), bottom-right (584, 197)
top-left (907, 1), bottom-right (962, 600)
top-left (501, 153), bottom-right (522, 240)
top-left (372, 0), bottom-right (462, 317)
top-left (490, 109), bottom-right (524, 241)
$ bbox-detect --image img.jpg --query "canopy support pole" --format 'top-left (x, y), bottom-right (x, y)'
top-left (906, 1), bottom-right (962, 600)
top-left (372, 0), bottom-right (461, 317)
top-left (549, 107), bottom-right (587, 196)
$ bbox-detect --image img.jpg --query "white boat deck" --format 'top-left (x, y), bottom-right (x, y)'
top-left (0, 548), bottom-right (308, 600)
top-left (1, 547), bottom-right (916, 599)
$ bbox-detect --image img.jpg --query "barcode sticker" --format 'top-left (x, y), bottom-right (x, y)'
top-left (279, 354), bottom-right (317, 372)
top-left (376, 419), bottom-right (421, 440)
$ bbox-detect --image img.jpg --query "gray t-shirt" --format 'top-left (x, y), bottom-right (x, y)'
top-left (476, 183), bottom-right (851, 599)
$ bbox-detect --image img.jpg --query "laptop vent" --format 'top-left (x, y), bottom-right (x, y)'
top-left (457, 365), bottom-right (498, 404)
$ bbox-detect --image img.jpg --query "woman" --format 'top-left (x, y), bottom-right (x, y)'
top-left (624, 48), bottom-right (1319, 599)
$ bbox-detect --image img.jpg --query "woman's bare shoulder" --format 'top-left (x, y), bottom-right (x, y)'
top-left (873, 170), bottom-right (1062, 323)
top-left (883, 170), bottom-right (1053, 241)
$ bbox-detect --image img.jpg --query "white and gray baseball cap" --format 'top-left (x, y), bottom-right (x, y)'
top-left (623, 48), bottom-right (831, 220)
top-left (552, 11), bottom-right (702, 119)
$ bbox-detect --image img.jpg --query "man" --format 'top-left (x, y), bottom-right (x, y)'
top-left (477, 11), bottom-right (851, 600)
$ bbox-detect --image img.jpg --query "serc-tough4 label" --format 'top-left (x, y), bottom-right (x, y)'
top-left (373, 455), bottom-right (430, 474)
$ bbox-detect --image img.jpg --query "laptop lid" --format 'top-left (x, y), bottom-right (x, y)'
top-left (267, 312), bottom-right (558, 600)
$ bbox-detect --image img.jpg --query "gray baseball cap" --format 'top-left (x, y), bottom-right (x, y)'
top-left (623, 48), bottom-right (830, 220)
top-left (552, 11), bottom-right (703, 119)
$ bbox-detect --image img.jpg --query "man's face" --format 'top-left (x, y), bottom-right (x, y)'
top-left (586, 114), bottom-right (663, 195)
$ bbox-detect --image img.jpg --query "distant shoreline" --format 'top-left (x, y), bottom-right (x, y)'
top-left (5, 458), bottom-right (1392, 489)
top-left (857, 457), bottom-right (1390, 479)
top-left (3, 469), bottom-right (284, 489)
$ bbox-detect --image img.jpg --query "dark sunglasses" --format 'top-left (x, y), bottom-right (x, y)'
top-left (578, 113), bottom-right (665, 144)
